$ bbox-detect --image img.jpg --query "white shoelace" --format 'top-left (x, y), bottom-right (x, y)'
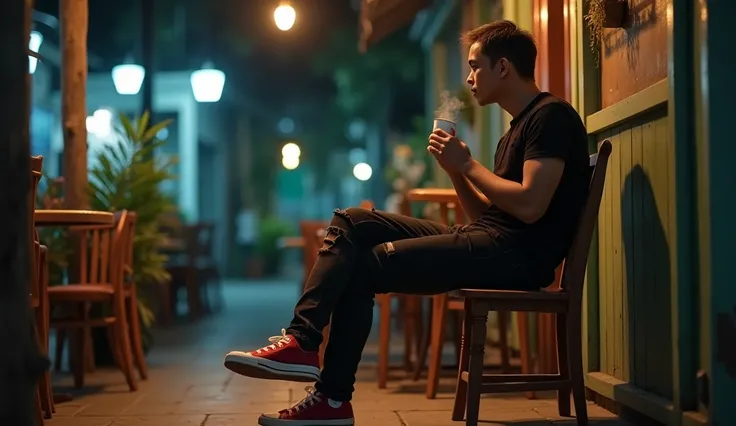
top-left (255, 328), bottom-right (291, 354)
top-left (287, 386), bottom-right (322, 414)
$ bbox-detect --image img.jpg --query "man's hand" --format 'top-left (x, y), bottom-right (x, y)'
top-left (427, 129), bottom-right (473, 173)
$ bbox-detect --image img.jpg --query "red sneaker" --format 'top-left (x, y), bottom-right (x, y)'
top-left (258, 387), bottom-right (354, 426)
top-left (224, 329), bottom-right (320, 382)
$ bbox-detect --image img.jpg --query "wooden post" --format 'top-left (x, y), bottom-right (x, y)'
top-left (0, 0), bottom-right (48, 424)
top-left (60, 0), bottom-right (89, 210)
top-left (140, 0), bottom-right (154, 119)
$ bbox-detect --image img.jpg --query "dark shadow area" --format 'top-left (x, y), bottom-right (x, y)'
top-left (621, 165), bottom-right (673, 399)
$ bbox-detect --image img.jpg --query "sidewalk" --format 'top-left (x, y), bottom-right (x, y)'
top-left (45, 280), bottom-right (628, 425)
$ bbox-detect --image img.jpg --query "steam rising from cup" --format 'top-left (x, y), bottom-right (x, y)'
top-left (433, 91), bottom-right (465, 135)
top-left (434, 91), bottom-right (465, 123)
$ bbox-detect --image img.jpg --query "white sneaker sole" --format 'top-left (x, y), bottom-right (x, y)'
top-left (258, 415), bottom-right (354, 426)
top-left (224, 353), bottom-right (320, 382)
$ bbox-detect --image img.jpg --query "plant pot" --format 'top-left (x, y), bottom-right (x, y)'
top-left (603, 0), bottom-right (628, 28)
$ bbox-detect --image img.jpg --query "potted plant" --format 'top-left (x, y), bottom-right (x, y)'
top-left (86, 111), bottom-right (177, 362)
top-left (585, 0), bottom-right (628, 65)
top-left (256, 216), bottom-right (295, 276)
top-left (38, 112), bottom-right (176, 364)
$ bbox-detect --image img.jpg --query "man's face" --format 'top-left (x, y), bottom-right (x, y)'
top-left (466, 42), bottom-right (506, 106)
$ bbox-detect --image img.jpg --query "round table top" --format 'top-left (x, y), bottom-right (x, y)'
top-left (34, 210), bottom-right (114, 227)
top-left (279, 236), bottom-right (305, 249)
top-left (406, 188), bottom-right (459, 203)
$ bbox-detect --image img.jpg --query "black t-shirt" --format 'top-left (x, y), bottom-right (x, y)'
top-left (476, 92), bottom-right (589, 285)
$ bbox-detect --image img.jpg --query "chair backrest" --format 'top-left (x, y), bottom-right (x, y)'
top-left (183, 222), bottom-right (217, 260)
top-left (122, 211), bottom-right (137, 278)
top-left (29, 156), bottom-right (43, 299)
top-left (72, 210), bottom-right (129, 291)
top-left (559, 140), bottom-right (612, 304)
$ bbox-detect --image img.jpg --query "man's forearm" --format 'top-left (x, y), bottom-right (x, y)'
top-left (448, 171), bottom-right (491, 221)
top-left (462, 159), bottom-right (531, 221)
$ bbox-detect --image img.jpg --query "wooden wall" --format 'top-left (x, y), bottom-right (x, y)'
top-left (600, 0), bottom-right (668, 107)
top-left (595, 106), bottom-right (675, 400)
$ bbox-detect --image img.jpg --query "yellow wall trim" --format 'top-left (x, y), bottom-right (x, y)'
top-left (586, 79), bottom-right (669, 134)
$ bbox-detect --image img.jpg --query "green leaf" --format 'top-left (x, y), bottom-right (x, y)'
top-left (82, 110), bottom-right (177, 337)
top-left (141, 119), bottom-right (174, 144)
top-left (136, 111), bottom-right (150, 142)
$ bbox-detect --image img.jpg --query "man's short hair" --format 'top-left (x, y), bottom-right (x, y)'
top-left (460, 20), bottom-right (537, 80)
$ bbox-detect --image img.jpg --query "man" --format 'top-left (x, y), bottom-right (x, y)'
top-left (224, 20), bottom-right (590, 426)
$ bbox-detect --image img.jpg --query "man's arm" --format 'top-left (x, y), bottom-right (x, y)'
top-left (461, 104), bottom-right (574, 224)
top-left (461, 158), bottom-right (564, 224)
top-left (447, 171), bottom-right (491, 222)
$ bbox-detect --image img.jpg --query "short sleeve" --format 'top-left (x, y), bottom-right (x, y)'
top-left (523, 103), bottom-right (577, 162)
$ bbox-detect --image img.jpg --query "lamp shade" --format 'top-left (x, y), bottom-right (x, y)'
top-left (29, 31), bottom-right (43, 74)
top-left (112, 63), bottom-right (145, 95)
top-left (190, 65), bottom-right (226, 103)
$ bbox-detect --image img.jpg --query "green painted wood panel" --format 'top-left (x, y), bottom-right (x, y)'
top-left (596, 106), bottom-right (675, 401)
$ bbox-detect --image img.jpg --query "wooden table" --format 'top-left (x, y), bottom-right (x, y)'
top-left (279, 236), bottom-right (305, 249)
top-left (405, 188), bottom-right (460, 204)
top-left (33, 209), bottom-right (114, 404)
top-left (34, 210), bottom-right (114, 227)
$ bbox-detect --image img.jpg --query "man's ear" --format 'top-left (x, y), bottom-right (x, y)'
top-left (498, 58), bottom-right (510, 78)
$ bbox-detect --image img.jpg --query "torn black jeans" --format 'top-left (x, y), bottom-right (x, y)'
top-left (285, 207), bottom-right (534, 402)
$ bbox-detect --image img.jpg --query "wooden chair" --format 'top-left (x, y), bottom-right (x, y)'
top-left (29, 156), bottom-right (54, 420)
top-left (48, 211), bottom-right (138, 392)
top-left (120, 212), bottom-right (148, 380)
top-left (451, 140), bottom-right (612, 426)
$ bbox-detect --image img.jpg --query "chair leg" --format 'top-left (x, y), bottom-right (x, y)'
top-left (377, 294), bottom-right (391, 389)
top-left (451, 310), bottom-right (462, 365)
top-left (567, 313), bottom-right (588, 425)
top-left (69, 328), bottom-right (85, 389)
top-left (127, 292), bottom-right (149, 380)
top-left (498, 311), bottom-right (511, 373)
top-left (35, 387), bottom-right (44, 426)
top-left (54, 330), bottom-right (66, 372)
top-left (33, 319), bottom-right (52, 419)
top-left (402, 296), bottom-right (417, 371)
top-left (556, 313), bottom-right (571, 417)
top-left (412, 297), bottom-right (432, 382)
top-left (426, 294), bottom-right (448, 399)
top-left (517, 312), bottom-right (535, 399)
top-left (465, 301), bottom-right (488, 426)
top-left (411, 309), bottom-right (431, 382)
top-left (451, 300), bottom-right (472, 422)
top-left (112, 304), bottom-right (138, 392)
top-left (84, 327), bottom-right (95, 373)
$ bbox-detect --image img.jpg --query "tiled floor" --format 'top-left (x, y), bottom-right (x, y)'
top-left (44, 280), bottom-right (628, 425)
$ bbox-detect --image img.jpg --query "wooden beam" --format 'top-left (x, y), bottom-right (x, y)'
top-left (702, 0), bottom-right (736, 423)
top-left (60, 0), bottom-right (89, 209)
top-left (0, 0), bottom-right (49, 424)
top-left (667, 0), bottom-right (699, 413)
top-left (585, 79), bottom-right (668, 135)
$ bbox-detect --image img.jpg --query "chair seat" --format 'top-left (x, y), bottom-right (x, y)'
top-left (48, 283), bottom-right (114, 301)
top-left (450, 288), bottom-right (569, 313)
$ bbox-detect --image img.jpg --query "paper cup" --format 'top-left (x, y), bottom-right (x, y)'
top-left (433, 118), bottom-right (456, 136)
